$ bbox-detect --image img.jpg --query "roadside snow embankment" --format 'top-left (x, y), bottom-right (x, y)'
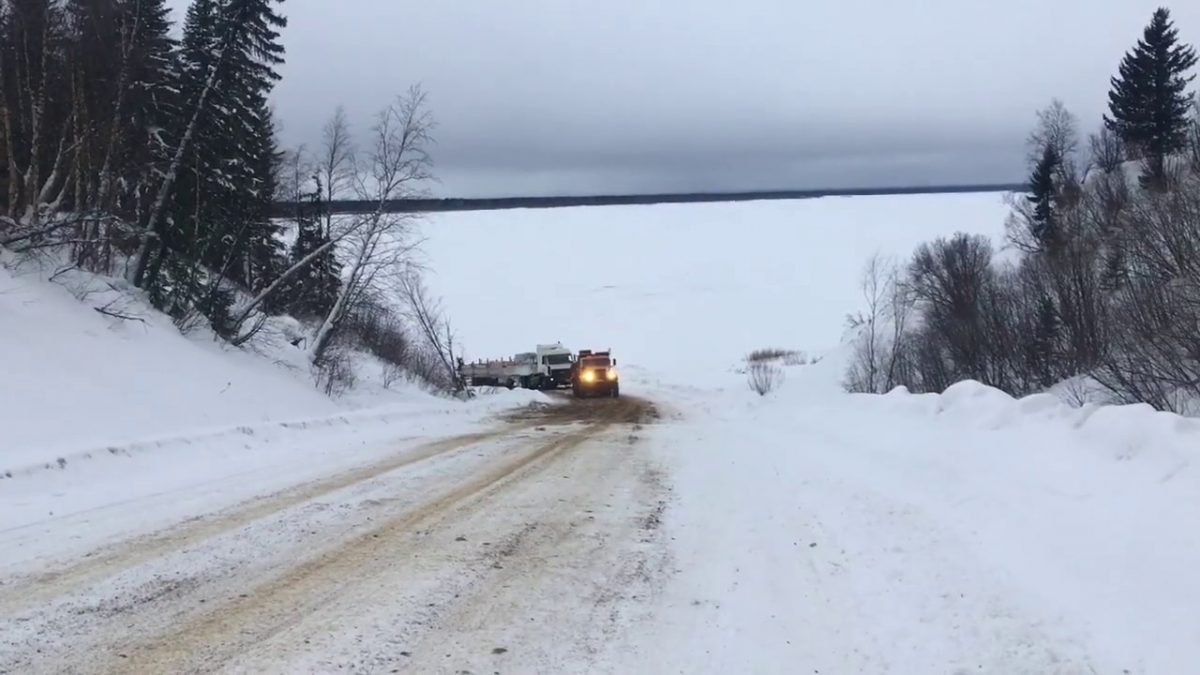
top-left (0, 259), bottom-right (333, 466)
top-left (0, 257), bottom-right (547, 478)
top-left (630, 356), bottom-right (1200, 674)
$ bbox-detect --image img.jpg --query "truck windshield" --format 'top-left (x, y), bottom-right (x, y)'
top-left (544, 354), bottom-right (572, 365)
top-left (581, 357), bottom-right (611, 368)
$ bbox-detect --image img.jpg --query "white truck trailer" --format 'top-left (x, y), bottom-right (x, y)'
top-left (458, 342), bottom-right (575, 390)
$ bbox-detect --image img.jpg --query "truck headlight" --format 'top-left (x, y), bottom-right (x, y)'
top-left (582, 370), bottom-right (595, 383)
top-left (606, 368), bottom-right (618, 381)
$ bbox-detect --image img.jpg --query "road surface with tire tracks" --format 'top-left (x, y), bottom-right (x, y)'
top-left (0, 395), bottom-right (668, 674)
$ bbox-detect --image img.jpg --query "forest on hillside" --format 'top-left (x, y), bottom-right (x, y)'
top-left (0, 0), bottom-right (460, 393)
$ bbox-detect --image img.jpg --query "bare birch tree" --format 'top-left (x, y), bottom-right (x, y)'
top-left (1026, 99), bottom-right (1080, 183)
top-left (399, 269), bottom-right (464, 393)
top-left (845, 253), bottom-right (906, 393)
top-left (309, 86), bottom-right (434, 364)
top-left (318, 105), bottom-right (355, 214)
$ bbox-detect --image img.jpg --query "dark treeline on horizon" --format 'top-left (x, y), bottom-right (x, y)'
top-left (271, 183), bottom-right (1028, 217)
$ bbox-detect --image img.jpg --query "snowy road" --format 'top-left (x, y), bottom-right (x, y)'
top-left (6, 378), bottom-right (1199, 674)
top-left (0, 396), bottom-right (667, 674)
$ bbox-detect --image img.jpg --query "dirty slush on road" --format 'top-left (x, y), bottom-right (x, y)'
top-left (0, 395), bottom-right (671, 674)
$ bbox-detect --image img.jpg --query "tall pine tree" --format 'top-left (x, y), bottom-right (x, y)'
top-left (1104, 7), bottom-right (1198, 186)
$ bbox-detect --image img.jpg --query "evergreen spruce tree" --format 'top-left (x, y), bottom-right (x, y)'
top-left (1027, 297), bottom-right (1060, 389)
top-left (281, 178), bottom-right (342, 319)
top-left (114, 0), bottom-right (179, 219)
top-left (238, 102), bottom-right (287, 292)
top-left (1190, 102), bottom-right (1200, 172)
top-left (1026, 144), bottom-right (1061, 254)
top-left (1104, 7), bottom-right (1198, 186)
top-left (140, 0), bottom-right (218, 293)
top-left (146, 0), bottom-right (287, 321)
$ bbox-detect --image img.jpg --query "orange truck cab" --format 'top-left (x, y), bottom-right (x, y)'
top-left (571, 349), bottom-right (620, 398)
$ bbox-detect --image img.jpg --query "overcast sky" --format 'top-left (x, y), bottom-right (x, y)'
top-left (169, 1), bottom-right (1200, 197)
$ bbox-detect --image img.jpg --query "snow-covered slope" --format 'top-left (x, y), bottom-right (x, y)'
top-left (0, 254), bottom-right (538, 476)
top-left (0, 258), bottom-right (338, 468)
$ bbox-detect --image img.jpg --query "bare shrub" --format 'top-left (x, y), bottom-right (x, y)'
top-left (747, 348), bottom-right (807, 365)
top-left (345, 301), bottom-right (410, 365)
top-left (381, 363), bottom-right (408, 389)
top-left (842, 95), bottom-right (1200, 412)
top-left (782, 351), bottom-right (809, 366)
top-left (748, 362), bottom-right (784, 396)
top-left (314, 347), bottom-right (357, 397)
top-left (848, 237), bottom-right (1046, 396)
top-left (1190, 101), bottom-right (1200, 174)
top-left (1090, 126), bottom-right (1126, 174)
top-left (1090, 173), bottom-right (1200, 413)
top-left (903, 233), bottom-right (1041, 392)
top-left (747, 348), bottom-right (790, 363)
top-left (329, 298), bottom-right (464, 393)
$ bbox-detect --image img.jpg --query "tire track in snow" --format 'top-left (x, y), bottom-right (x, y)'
top-left (0, 415), bottom-right (546, 615)
top-left (82, 396), bottom-right (656, 674)
top-left (223, 416), bottom-right (669, 674)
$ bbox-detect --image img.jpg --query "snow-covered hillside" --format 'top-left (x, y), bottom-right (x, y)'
top-left (1, 257), bottom-right (334, 467)
top-left (0, 253), bottom-right (541, 476)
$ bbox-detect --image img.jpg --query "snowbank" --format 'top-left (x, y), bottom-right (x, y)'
top-left (625, 356), bottom-right (1200, 673)
top-left (0, 255), bottom-right (543, 473)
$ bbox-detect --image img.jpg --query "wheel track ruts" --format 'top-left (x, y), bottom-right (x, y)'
top-left (0, 423), bottom-right (542, 614)
top-left (96, 398), bottom-right (654, 674)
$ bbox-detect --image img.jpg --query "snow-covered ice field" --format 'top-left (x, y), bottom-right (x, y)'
top-left (4, 192), bottom-right (1199, 673)
top-left (424, 193), bottom-right (1013, 382)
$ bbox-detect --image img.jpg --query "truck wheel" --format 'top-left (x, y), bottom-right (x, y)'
top-left (611, 384), bottom-right (620, 398)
